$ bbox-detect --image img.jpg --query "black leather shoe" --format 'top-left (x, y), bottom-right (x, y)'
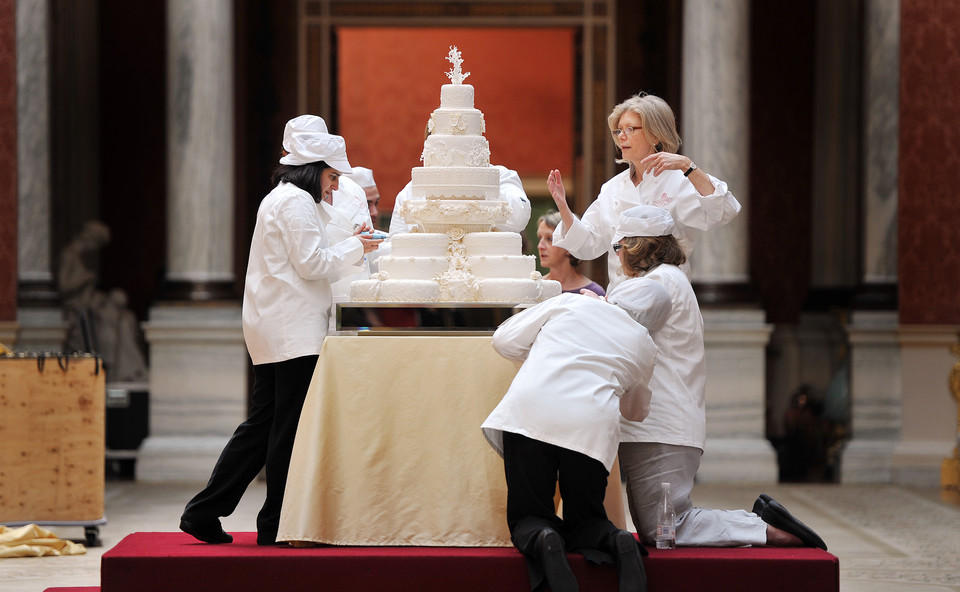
top-left (751, 494), bottom-right (766, 516)
top-left (612, 530), bottom-right (647, 592)
top-left (179, 517), bottom-right (233, 544)
top-left (537, 529), bottom-right (578, 592)
top-left (257, 533), bottom-right (284, 546)
top-left (753, 494), bottom-right (827, 550)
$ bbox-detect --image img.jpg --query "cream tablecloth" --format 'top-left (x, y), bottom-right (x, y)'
top-left (277, 335), bottom-right (625, 547)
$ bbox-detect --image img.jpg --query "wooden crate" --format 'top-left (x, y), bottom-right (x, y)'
top-left (0, 355), bottom-right (105, 522)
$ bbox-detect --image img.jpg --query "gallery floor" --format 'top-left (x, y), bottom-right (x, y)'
top-left (2, 479), bottom-right (958, 592)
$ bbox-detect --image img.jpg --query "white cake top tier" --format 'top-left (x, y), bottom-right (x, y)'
top-left (440, 84), bottom-right (474, 109)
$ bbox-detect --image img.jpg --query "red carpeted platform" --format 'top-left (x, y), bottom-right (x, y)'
top-left (100, 532), bottom-right (838, 592)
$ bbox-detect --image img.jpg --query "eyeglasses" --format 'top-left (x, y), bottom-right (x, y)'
top-left (611, 126), bottom-right (642, 139)
top-left (612, 243), bottom-right (624, 253)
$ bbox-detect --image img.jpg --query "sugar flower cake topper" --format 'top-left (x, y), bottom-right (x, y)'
top-left (445, 45), bottom-right (470, 84)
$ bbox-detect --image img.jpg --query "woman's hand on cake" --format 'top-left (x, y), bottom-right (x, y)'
top-left (354, 223), bottom-right (384, 253)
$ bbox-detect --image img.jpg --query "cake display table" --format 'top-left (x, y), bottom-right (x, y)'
top-left (277, 335), bottom-right (517, 546)
top-left (278, 331), bottom-right (628, 547)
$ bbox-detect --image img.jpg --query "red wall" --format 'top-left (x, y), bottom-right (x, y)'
top-left (899, 0), bottom-right (960, 324)
top-left (0, 0), bottom-right (17, 322)
top-left (338, 28), bottom-right (575, 210)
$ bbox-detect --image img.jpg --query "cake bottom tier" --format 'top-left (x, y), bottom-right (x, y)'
top-left (351, 277), bottom-right (561, 303)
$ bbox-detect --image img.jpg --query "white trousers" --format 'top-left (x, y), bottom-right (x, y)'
top-left (618, 441), bottom-right (767, 547)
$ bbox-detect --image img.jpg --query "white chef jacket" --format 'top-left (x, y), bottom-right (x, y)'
top-left (552, 167), bottom-right (740, 291)
top-left (618, 264), bottom-right (706, 450)
top-left (242, 181), bottom-right (365, 365)
top-left (326, 176), bottom-right (375, 306)
top-left (482, 293), bottom-right (659, 471)
top-left (329, 176), bottom-right (375, 235)
top-left (389, 165), bottom-right (532, 234)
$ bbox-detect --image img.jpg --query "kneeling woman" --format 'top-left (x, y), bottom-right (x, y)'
top-left (612, 205), bottom-right (825, 550)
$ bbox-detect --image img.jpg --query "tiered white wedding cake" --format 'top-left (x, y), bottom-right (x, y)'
top-left (351, 47), bottom-right (560, 304)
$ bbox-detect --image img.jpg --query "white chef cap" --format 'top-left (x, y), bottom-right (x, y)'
top-left (344, 166), bottom-right (376, 189)
top-left (279, 114), bottom-right (353, 173)
top-left (282, 115), bottom-right (327, 147)
top-left (605, 277), bottom-right (672, 333)
top-left (612, 205), bottom-right (675, 243)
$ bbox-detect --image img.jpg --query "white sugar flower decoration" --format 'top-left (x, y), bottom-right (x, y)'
top-left (445, 45), bottom-right (471, 85)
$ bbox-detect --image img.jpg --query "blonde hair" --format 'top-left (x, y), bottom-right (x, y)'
top-left (608, 92), bottom-right (682, 164)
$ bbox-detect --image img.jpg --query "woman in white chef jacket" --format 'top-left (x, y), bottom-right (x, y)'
top-left (612, 205), bottom-right (825, 550)
top-left (482, 284), bottom-right (669, 592)
top-left (179, 115), bottom-right (383, 546)
top-left (546, 92), bottom-right (741, 291)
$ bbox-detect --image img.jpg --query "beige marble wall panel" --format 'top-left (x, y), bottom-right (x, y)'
top-left (898, 327), bottom-right (959, 444)
top-left (142, 305), bottom-right (247, 437)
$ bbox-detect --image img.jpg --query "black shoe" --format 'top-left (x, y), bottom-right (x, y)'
top-left (751, 494), bottom-right (766, 516)
top-left (536, 529), bottom-right (578, 592)
top-left (612, 530), bottom-right (647, 592)
top-left (257, 533), bottom-right (283, 546)
top-left (179, 517), bottom-right (233, 544)
top-left (753, 494), bottom-right (827, 550)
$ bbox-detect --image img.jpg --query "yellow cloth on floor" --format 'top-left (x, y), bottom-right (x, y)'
top-left (0, 524), bottom-right (87, 557)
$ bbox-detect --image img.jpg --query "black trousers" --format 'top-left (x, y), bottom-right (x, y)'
top-left (182, 354), bottom-right (318, 541)
top-left (503, 432), bottom-right (621, 573)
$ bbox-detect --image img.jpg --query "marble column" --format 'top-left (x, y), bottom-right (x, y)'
top-left (164, 0), bottom-right (235, 299)
top-left (681, 0), bottom-right (749, 290)
top-left (842, 0), bottom-right (904, 483)
top-left (861, 0), bottom-right (899, 290)
top-left (15, 0), bottom-right (67, 351)
top-left (681, 0), bottom-right (775, 482)
top-left (139, 0), bottom-right (246, 482)
top-left (0, 0), bottom-right (15, 345)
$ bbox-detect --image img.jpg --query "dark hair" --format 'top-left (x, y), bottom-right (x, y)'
top-left (537, 210), bottom-right (580, 267)
top-left (620, 235), bottom-right (686, 276)
top-left (271, 160), bottom-right (332, 203)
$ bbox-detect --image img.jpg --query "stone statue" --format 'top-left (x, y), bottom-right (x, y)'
top-left (58, 220), bottom-right (148, 383)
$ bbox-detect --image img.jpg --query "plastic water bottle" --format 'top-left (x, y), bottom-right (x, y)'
top-left (655, 482), bottom-right (676, 549)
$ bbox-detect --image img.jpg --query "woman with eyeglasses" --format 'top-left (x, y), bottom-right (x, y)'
top-left (536, 211), bottom-right (606, 297)
top-left (546, 92), bottom-right (741, 291)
